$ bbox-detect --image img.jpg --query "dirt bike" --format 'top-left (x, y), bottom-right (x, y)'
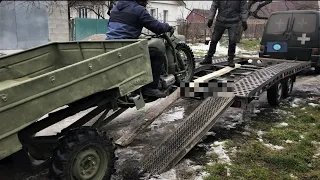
top-left (118, 30), bottom-right (196, 106)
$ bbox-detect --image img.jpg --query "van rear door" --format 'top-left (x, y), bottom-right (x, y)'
top-left (287, 12), bottom-right (318, 61)
top-left (260, 12), bottom-right (293, 59)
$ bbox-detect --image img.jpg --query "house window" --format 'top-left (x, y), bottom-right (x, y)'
top-left (78, 8), bottom-right (88, 18)
top-left (150, 9), bottom-right (156, 17)
top-left (163, 10), bottom-right (168, 22)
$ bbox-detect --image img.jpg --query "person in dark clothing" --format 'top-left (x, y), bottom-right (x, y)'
top-left (200, 0), bottom-right (249, 67)
top-left (106, 0), bottom-right (174, 98)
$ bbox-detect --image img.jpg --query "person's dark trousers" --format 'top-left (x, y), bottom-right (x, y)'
top-left (201, 23), bottom-right (238, 67)
top-left (142, 47), bottom-right (166, 98)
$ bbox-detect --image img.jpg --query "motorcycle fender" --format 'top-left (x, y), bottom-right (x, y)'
top-left (171, 35), bottom-right (186, 47)
top-left (147, 38), bottom-right (166, 52)
top-left (147, 38), bottom-right (169, 72)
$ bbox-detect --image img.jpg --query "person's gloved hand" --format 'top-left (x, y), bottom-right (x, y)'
top-left (207, 19), bottom-right (213, 28)
top-left (242, 21), bottom-right (248, 31)
top-left (168, 26), bottom-right (175, 35)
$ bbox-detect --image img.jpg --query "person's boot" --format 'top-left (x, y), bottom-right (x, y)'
top-left (228, 56), bottom-right (235, 68)
top-left (142, 88), bottom-right (167, 98)
top-left (200, 55), bottom-right (213, 65)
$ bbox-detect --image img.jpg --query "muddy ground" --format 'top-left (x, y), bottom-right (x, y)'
top-left (0, 67), bottom-right (319, 180)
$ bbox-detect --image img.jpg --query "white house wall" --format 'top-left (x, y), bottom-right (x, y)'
top-left (147, 1), bottom-right (183, 26)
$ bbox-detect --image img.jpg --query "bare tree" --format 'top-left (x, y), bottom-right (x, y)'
top-left (248, 0), bottom-right (273, 19)
top-left (68, 0), bottom-right (117, 19)
top-left (0, 0), bottom-right (116, 19)
top-left (248, 0), bottom-right (320, 20)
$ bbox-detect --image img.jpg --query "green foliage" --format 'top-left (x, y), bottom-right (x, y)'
top-left (203, 101), bottom-right (320, 179)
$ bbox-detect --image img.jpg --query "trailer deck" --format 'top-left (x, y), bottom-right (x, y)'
top-left (105, 56), bottom-right (311, 177)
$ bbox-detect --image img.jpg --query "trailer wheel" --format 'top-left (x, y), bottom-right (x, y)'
top-left (267, 81), bottom-right (284, 106)
top-left (49, 127), bottom-right (115, 180)
top-left (283, 76), bottom-right (294, 98)
top-left (175, 43), bottom-right (195, 83)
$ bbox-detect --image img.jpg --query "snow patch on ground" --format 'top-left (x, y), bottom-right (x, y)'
top-left (285, 140), bottom-right (294, 144)
top-left (207, 141), bottom-right (231, 164)
top-left (264, 143), bottom-right (284, 150)
top-left (160, 106), bottom-right (185, 122)
top-left (291, 98), bottom-right (304, 107)
top-left (257, 130), bottom-right (265, 137)
top-left (257, 130), bottom-right (284, 150)
top-left (274, 122), bottom-right (289, 128)
top-left (253, 108), bottom-right (261, 114)
top-left (188, 42), bottom-right (258, 57)
top-left (290, 174), bottom-right (298, 179)
top-left (149, 169), bottom-right (177, 180)
top-left (273, 109), bottom-right (288, 116)
top-left (206, 131), bottom-right (216, 136)
top-left (194, 172), bottom-right (210, 180)
top-left (308, 103), bottom-right (319, 107)
top-left (148, 159), bottom-right (210, 180)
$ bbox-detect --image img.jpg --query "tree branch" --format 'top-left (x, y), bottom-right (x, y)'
top-left (248, 0), bottom-right (273, 20)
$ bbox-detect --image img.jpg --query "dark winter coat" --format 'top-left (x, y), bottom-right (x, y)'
top-left (209, 0), bottom-right (249, 26)
top-left (106, 0), bottom-right (170, 39)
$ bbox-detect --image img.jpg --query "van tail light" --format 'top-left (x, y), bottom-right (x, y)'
top-left (312, 48), bottom-right (320, 55)
top-left (260, 45), bottom-right (265, 52)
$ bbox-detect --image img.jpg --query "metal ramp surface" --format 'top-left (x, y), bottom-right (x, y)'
top-left (138, 60), bottom-right (310, 175)
top-left (140, 96), bottom-right (235, 174)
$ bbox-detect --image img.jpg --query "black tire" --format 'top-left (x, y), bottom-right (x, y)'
top-left (49, 127), bottom-right (116, 180)
top-left (175, 43), bottom-right (195, 83)
top-left (267, 81), bottom-right (284, 106)
top-left (283, 76), bottom-right (294, 98)
top-left (315, 66), bottom-right (320, 74)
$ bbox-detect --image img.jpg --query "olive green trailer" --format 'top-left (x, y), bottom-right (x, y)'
top-left (0, 39), bottom-right (152, 161)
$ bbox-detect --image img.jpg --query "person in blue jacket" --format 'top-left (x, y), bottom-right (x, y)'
top-left (106, 0), bottom-right (174, 98)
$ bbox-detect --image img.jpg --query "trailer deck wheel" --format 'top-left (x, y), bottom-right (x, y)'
top-left (49, 127), bottom-right (115, 180)
top-left (283, 76), bottom-right (294, 98)
top-left (267, 81), bottom-right (283, 106)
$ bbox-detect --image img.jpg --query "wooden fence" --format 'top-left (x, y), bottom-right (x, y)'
top-left (177, 21), bottom-right (266, 43)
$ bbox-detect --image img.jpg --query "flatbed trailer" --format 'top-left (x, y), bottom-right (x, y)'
top-left (0, 48), bottom-right (311, 179)
top-left (106, 56), bottom-right (311, 177)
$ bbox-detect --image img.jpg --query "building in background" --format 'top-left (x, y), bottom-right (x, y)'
top-left (179, 8), bottom-right (212, 43)
top-left (0, 1), bottom-right (69, 54)
top-left (143, 1), bottom-right (186, 34)
top-left (69, 1), bottom-right (186, 36)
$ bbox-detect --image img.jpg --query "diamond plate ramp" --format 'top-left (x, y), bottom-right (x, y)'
top-left (140, 96), bottom-right (235, 174)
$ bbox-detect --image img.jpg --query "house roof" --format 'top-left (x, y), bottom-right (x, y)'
top-left (186, 8), bottom-right (211, 20)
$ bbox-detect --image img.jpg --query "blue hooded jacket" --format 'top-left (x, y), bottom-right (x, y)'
top-left (106, 0), bottom-right (171, 39)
